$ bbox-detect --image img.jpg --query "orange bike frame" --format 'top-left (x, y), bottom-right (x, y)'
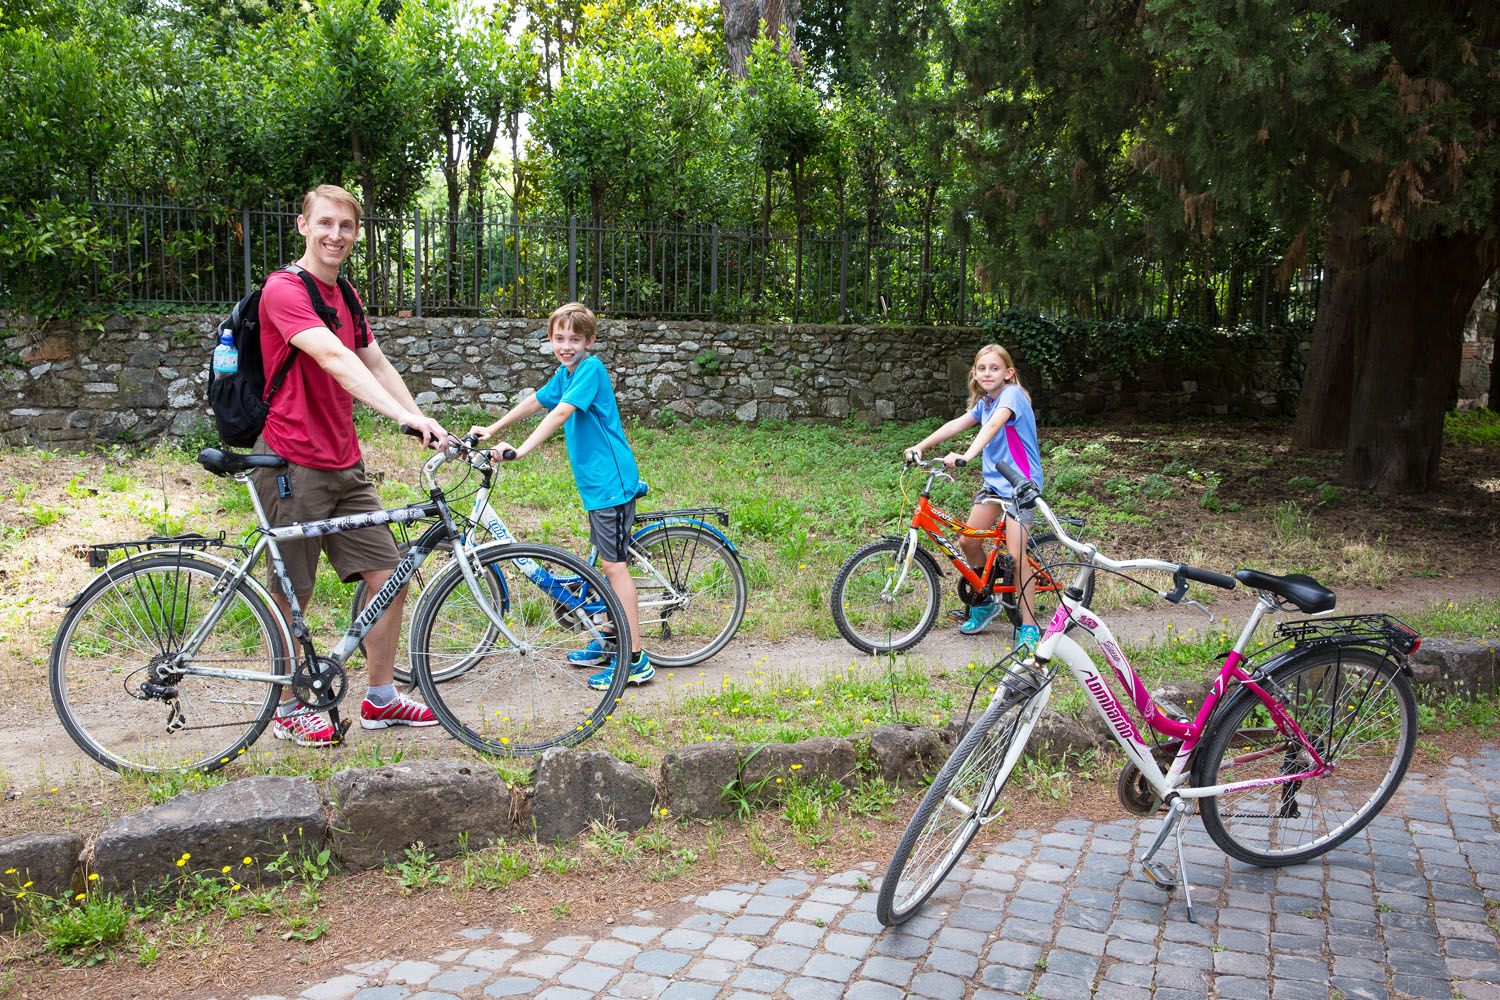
top-left (908, 493), bottom-right (1063, 600)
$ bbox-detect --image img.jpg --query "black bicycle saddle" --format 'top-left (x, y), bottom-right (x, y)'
top-left (196, 448), bottom-right (289, 477)
top-left (1234, 568), bottom-right (1336, 613)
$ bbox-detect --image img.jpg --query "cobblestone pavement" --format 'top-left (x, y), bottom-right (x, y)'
top-left (250, 747), bottom-right (1500, 1000)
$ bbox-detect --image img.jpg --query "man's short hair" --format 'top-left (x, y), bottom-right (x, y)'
top-left (301, 184), bottom-right (362, 226)
top-left (549, 301), bottom-right (597, 341)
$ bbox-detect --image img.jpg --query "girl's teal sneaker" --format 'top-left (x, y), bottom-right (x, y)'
top-left (959, 601), bottom-right (1002, 635)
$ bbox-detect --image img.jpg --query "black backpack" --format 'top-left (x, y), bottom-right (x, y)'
top-left (207, 264), bottom-right (370, 447)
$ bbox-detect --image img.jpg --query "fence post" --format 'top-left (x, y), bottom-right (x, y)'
top-left (710, 224), bottom-right (719, 319)
top-left (241, 207), bottom-right (252, 296)
top-left (957, 242), bottom-right (968, 326)
top-left (413, 207), bottom-right (424, 318)
top-left (839, 229), bottom-right (849, 323)
top-left (568, 215), bottom-right (578, 302)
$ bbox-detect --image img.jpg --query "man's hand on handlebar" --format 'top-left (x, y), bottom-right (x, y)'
top-left (400, 413), bottom-right (448, 449)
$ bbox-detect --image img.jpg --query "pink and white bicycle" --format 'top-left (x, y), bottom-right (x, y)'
top-left (877, 461), bottom-right (1422, 926)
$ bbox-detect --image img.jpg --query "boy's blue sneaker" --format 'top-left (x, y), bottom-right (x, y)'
top-left (959, 601), bottom-right (1002, 635)
top-left (588, 651), bottom-right (654, 691)
top-left (1016, 624), bottom-right (1041, 650)
top-left (567, 639), bottom-right (612, 667)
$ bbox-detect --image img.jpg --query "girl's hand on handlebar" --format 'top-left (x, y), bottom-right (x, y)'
top-left (942, 452), bottom-right (968, 469)
top-left (904, 448), bottom-right (922, 465)
top-left (467, 424), bottom-right (494, 442)
top-left (491, 441), bottom-right (521, 462)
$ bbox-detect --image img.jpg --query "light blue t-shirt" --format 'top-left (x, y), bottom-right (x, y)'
top-left (534, 355), bottom-right (641, 511)
top-left (969, 384), bottom-right (1044, 498)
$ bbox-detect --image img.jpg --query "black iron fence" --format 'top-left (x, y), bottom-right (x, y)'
top-left (49, 197), bottom-right (1320, 327)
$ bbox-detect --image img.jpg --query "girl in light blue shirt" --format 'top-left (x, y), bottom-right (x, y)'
top-left (905, 343), bottom-right (1045, 648)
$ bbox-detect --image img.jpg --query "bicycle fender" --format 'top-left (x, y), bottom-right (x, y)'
top-left (632, 518), bottom-right (739, 555)
top-left (78, 547), bottom-right (295, 654)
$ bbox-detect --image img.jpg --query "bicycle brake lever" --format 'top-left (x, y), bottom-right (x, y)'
top-left (1179, 595), bottom-right (1215, 623)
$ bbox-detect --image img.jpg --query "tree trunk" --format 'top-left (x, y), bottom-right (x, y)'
top-left (1293, 188), bottom-right (1369, 451)
top-left (1339, 232), bottom-right (1497, 492)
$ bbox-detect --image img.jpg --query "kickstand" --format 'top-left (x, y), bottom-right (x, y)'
top-left (1173, 810), bottom-right (1195, 923)
top-left (1139, 795), bottom-right (1196, 922)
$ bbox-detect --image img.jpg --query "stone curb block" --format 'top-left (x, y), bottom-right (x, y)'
top-left (1410, 637), bottom-right (1500, 695)
top-left (0, 832), bottom-right (84, 930)
top-left (329, 760), bottom-right (514, 869)
top-left (739, 736), bottom-right (858, 807)
top-left (92, 776), bottom-right (325, 897)
top-left (661, 741), bottom-right (741, 819)
top-left (529, 748), bottom-right (656, 842)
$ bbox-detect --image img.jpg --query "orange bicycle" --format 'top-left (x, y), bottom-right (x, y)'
top-left (830, 457), bottom-right (1093, 653)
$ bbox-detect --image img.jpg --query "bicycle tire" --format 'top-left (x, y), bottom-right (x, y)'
top-left (831, 537), bottom-right (942, 654)
top-left (352, 541), bottom-right (506, 684)
top-left (1000, 531), bottom-right (1094, 630)
top-left (409, 541), bottom-right (631, 756)
top-left (877, 679), bottom-right (1043, 925)
top-left (1194, 645), bottom-right (1417, 867)
top-left (628, 524), bottom-right (747, 666)
top-left (50, 554), bottom-right (288, 773)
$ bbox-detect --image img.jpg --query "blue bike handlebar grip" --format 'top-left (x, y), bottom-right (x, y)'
top-left (1178, 564), bottom-right (1237, 590)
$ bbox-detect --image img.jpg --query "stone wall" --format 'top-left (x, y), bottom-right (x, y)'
top-left (0, 311), bottom-right (1309, 448)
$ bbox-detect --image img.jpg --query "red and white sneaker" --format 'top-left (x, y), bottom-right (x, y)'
top-left (360, 692), bottom-right (439, 730)
top-left (272, 708), bottom-right (337, 747)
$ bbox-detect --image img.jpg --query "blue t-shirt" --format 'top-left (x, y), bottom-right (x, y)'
top-left (534, 355), bottom-right (641, 511)
top-left (969, 384), bottom-right (1044, 498)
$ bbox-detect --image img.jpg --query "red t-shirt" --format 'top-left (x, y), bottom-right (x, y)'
top-left (258, 269), bottom-right (368, 470)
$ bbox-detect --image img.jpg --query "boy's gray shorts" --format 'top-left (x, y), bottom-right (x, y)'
top-left (589, 500), bottom-right (636, 563)
top-left (974, 485), bottom-right (1035, 527)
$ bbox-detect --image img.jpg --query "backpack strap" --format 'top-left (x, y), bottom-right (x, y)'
top-left (335, 274), bottom-right (371, 349)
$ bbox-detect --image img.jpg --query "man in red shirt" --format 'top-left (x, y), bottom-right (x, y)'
top-left (253, 184), bottom-right (448, 746)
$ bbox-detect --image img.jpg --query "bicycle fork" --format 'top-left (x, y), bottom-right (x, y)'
top-left (1139, 792), bottom-right (1198, 922)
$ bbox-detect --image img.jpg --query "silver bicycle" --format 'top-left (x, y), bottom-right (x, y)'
top-left (49, 435), bottom-right (631, 772)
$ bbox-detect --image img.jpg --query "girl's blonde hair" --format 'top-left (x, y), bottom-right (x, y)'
top-left (966, 343), bottom-right (1029, 408)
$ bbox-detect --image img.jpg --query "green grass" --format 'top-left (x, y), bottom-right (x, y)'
top-left (1446, 409), bottom-right (1500, 447)
top-left (1403, 597), bottom-right (1500, 640)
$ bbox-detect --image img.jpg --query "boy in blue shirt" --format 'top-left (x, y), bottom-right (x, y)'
top-left (470, 302), bottom-right (652, 690)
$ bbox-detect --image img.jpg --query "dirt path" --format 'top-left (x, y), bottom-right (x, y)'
top-left (6, 569), bottom-right (1497, 799)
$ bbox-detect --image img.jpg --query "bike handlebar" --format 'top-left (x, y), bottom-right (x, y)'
top-left (976, 455), bottom-right (1238, 606)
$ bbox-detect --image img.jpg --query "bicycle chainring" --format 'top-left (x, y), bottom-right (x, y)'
top-left (958, 553), bottom-right (1013, 607)
top-left (1115, 740), bottom-right (1184, 816)
top-left (291, 656), bottom-right (347, 711)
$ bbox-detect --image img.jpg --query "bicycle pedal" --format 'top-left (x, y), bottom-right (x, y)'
top-left (946, 608), bottom-right (967, 623)
top-left (1140, 859), bottom-right (1178, 892)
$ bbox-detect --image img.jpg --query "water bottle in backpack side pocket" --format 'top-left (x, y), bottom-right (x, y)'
top-left (212, 330), bottom-right (238, 376)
